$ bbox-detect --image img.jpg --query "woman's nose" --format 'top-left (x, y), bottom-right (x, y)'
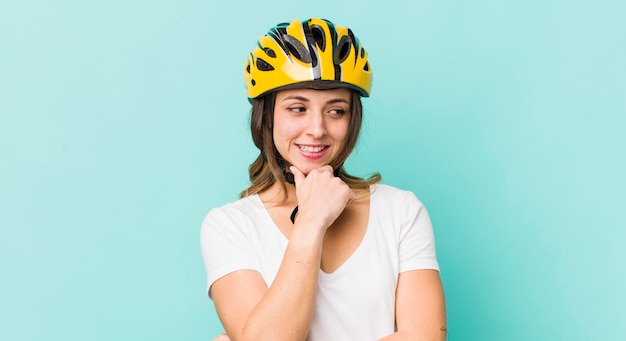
top-left (306, 112), bottom-right (327, 138)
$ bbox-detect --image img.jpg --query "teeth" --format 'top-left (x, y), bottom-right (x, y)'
top-left (299, 145), bottom-right (325, 153)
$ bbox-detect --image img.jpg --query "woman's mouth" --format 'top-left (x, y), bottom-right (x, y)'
top-left (296, 144), bottom-right (329, 159)
top-left (298, 144), bottom-right (327, 153)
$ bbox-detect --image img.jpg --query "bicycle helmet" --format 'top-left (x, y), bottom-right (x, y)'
top-left (244, 18), bottom-right (372, 101)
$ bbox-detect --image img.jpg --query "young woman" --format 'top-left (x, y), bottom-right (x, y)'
top-left (201, 18), bottom-right (446, 340)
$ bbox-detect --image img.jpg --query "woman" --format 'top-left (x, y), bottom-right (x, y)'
top-left (201, 18), bottom-right (446, 340)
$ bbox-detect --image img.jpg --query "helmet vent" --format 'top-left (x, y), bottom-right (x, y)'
top-left (311, 25), bottom-right (326, 52)
top-left (246, 62), bottom-right (251, 74)
top-left (256, 58), bottom-right (275, 71)
top-left (360, 47), bottom-right (365, 58)
top-left (283, 34), bottom-right (312, 63)
top-left (364, 62), bottom-right (369, 71)
top-left (335, 36), bottom-right (352, 64)
top-left (263, 47), bottom-right (276, 58)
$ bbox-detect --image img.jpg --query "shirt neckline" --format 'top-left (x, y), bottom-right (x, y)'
top-left (251, 184), bottom-right (378, 277)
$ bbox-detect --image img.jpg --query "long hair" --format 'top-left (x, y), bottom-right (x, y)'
top-left (240, 90), bottom-right (381, 200)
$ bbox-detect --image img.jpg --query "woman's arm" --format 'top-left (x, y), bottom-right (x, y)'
top-left (210, 166), bottom-right (353, 341)
top-left (378, 269), bottom-right (447, 341)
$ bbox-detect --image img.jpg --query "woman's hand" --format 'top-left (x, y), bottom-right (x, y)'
top-left (290, 165), bottom-right (354, 229)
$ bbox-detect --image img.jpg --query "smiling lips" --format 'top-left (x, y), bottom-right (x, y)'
top-left (298, 144), bottom-right (326, 152)
top-left (297, 144), bottom-right (328, 159)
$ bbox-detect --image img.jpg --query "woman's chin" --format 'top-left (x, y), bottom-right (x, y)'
top-left (291, 163), bottom-right (323, 176)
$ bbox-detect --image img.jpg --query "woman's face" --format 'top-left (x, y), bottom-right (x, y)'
top-left (273, 88), bottom-right (352, 175)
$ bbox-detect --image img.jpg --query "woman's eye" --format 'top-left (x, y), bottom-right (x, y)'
top-left (329, 109), bottom-right (346, 116)
top-left (289, 106), bottom-right (306, 113)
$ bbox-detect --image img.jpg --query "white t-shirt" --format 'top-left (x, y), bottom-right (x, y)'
top-left (200, 184), bottom-right (439, 340)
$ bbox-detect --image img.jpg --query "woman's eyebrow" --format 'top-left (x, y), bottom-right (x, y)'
top-left (282, 95), bottom-right (310, 102)
top-left (326, 98), bottom-right (350, 105)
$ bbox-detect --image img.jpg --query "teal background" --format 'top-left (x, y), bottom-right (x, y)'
top-left (1, 0), bottom-right (624, 340)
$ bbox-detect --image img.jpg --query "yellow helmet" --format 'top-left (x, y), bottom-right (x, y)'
top-left (244, 18), bottom-right (373, 101)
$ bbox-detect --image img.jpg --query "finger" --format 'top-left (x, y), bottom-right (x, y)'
top-left (289, 166), bottom-right (305, 188)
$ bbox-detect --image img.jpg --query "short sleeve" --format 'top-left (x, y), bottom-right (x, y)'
top-left (397, 191), bottom-right (440, 273)
top-left (200, 207), bottom-right (260, 298)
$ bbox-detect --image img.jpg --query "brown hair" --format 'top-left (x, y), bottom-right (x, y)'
top-left (240, 90), bottom-right (381, 200)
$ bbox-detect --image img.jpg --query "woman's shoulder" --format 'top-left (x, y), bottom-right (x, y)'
top-left (372, 184), bottom-right (423, 203)
top-left (203, 195), bottom-right (264, 226)
top-left (216, 194), bottom-right (260, 211)
top-left (370, 184), bottom-right (427, 218)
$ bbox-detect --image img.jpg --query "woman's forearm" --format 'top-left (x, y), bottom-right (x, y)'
top-left (239, 223), bottom-right (325, 340)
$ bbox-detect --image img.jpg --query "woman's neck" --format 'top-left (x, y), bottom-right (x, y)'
top-left (259, 181), bottom-right (297, 207)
